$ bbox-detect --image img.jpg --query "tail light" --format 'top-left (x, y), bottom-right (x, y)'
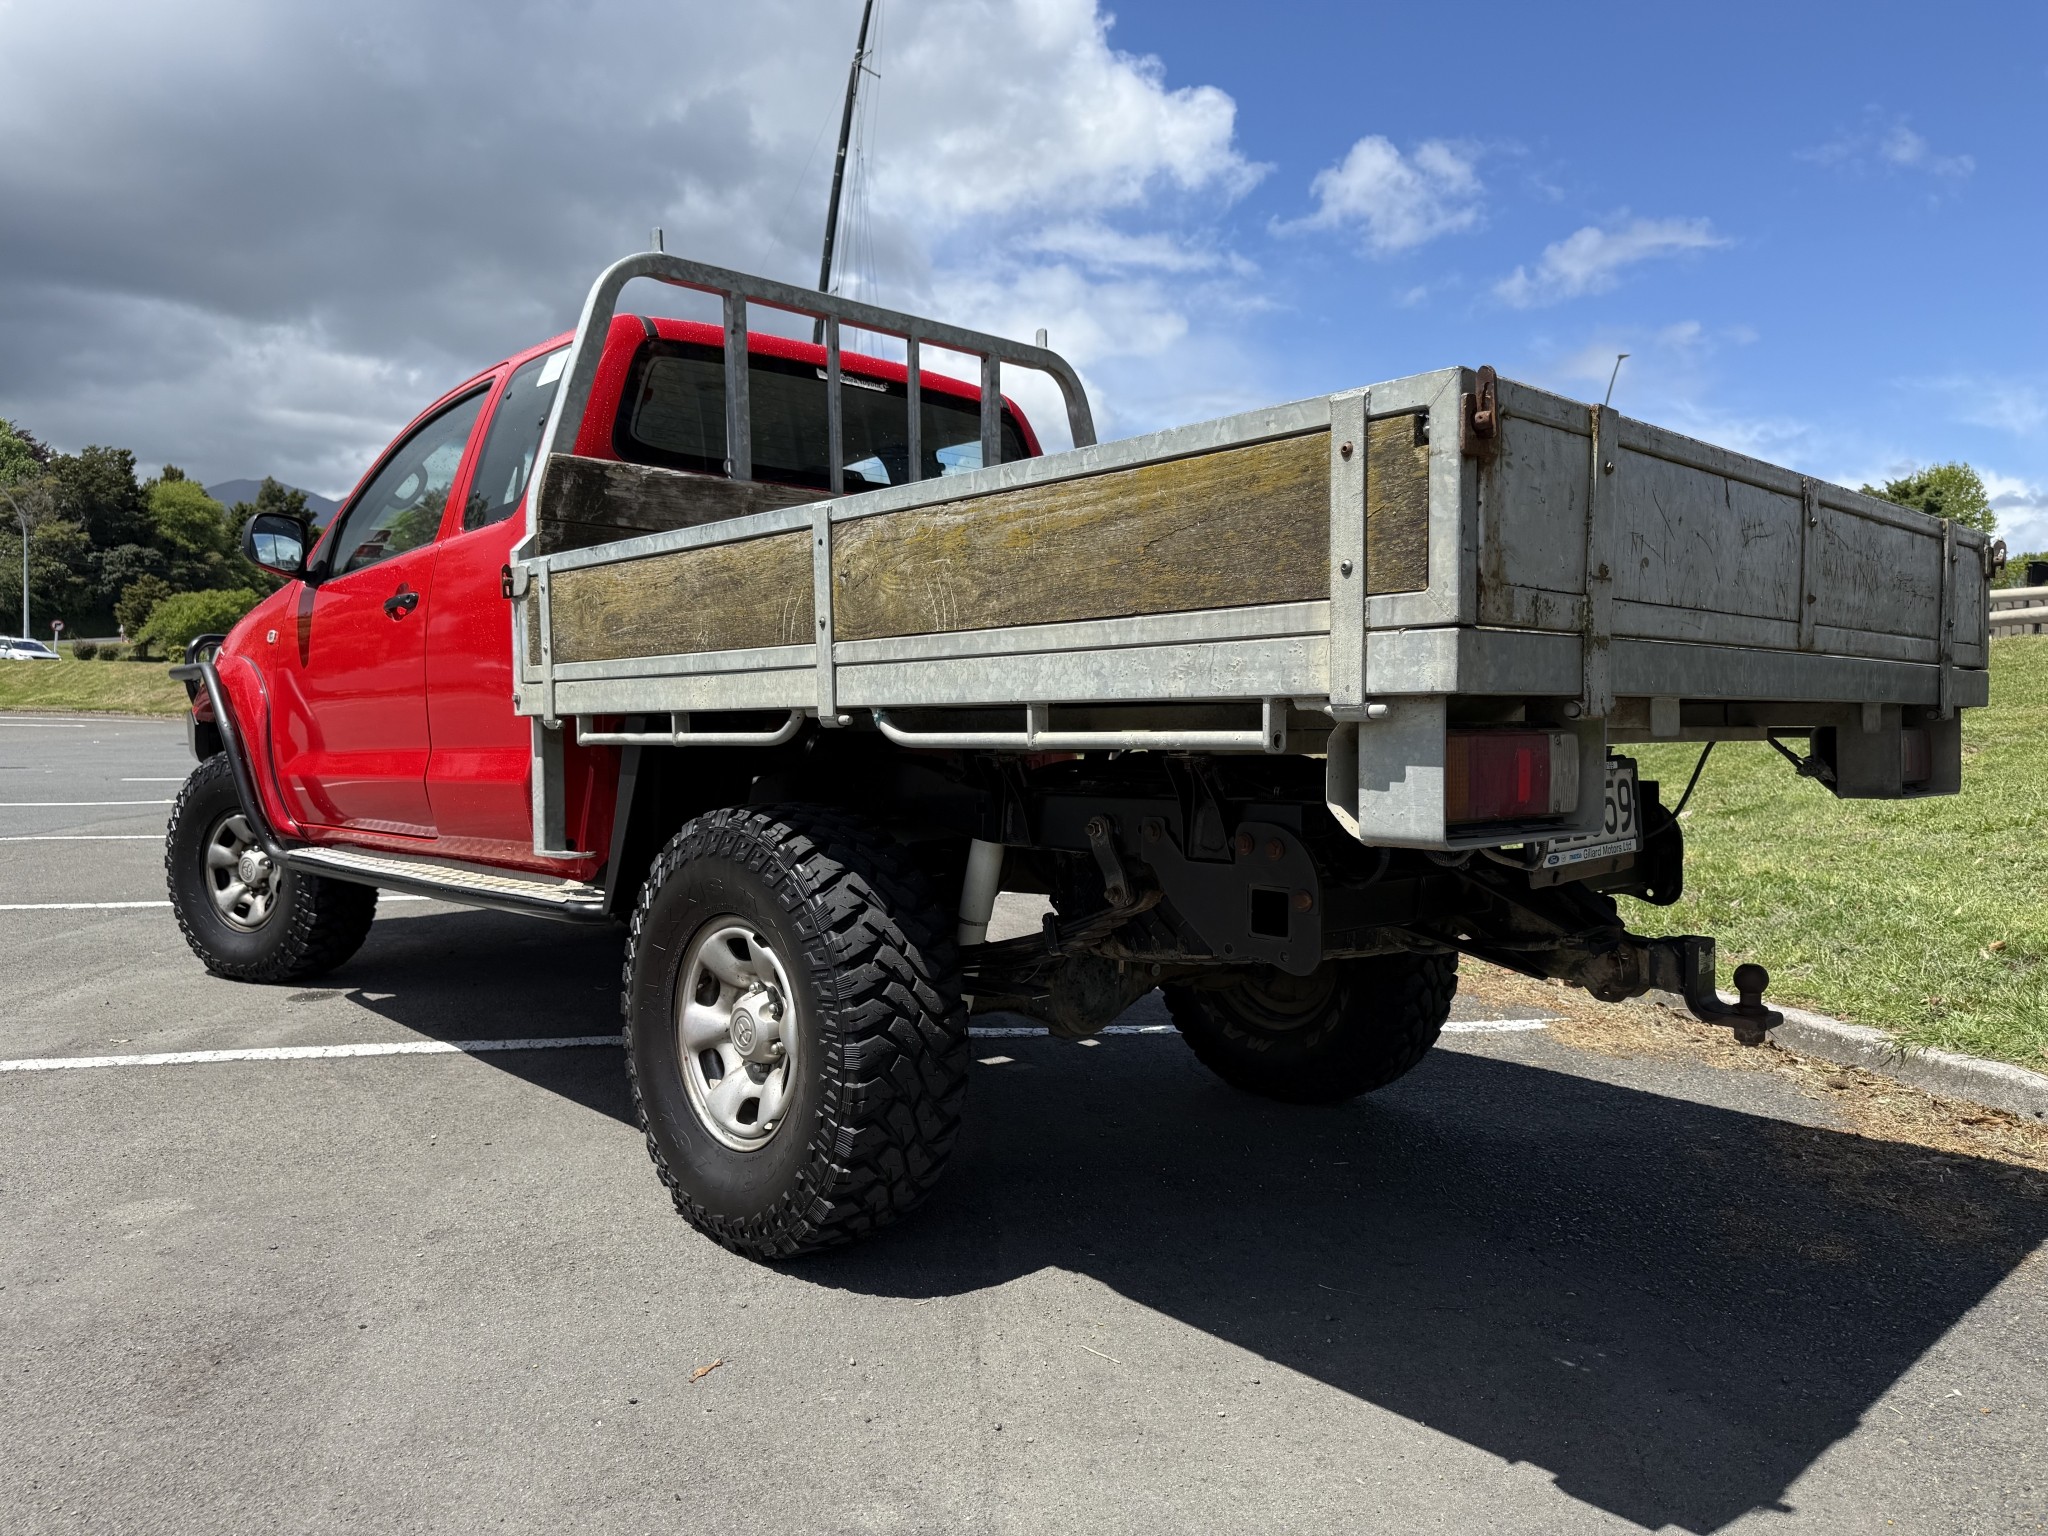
top-left (1446, 730), bottom-right (1579, 826)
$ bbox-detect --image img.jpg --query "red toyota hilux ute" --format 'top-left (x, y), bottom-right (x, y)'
top-left (176, 315), bottom-right (1040, 892)
top-left (167, 306), bottom-right (1055, 1259)
top-left (169, 256), bottom-right (1856, 1264)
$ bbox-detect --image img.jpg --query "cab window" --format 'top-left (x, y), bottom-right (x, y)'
top-left (325, 390), bottom-right (488, 576)
top-left (614, 340), bottom-right (1028, 490)
top-left (464, 348), bottom-right (569, 531)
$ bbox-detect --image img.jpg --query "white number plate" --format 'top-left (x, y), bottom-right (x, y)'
top-left (1538, 761), bottom-right (1640, 869)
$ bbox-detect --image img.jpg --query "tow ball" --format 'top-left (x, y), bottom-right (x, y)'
top-left (1665, 935), bottom-right (1781, 1047)
top-left (1575, 934), bottom-right (1783, 1047)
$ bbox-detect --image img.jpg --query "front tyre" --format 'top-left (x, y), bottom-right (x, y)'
top-left (623, 806), bottom-right (969, 1260)
top-left (1164, 952), bottom-right (1458, 1105)
top-left (164, 754), bottom-right (377, 982)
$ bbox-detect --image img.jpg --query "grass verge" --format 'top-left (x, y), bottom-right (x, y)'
top-left (0, 658), bottom-right (189, 717)
top-left (1628, 635), bottom-right (2047, 1070)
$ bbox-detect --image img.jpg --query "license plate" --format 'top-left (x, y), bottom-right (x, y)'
top-left (1538, 761), bottom-right (1640, 869)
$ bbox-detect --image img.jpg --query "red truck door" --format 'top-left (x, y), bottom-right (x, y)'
top-left (424, 347), bottom-right (568, 853)
top-left (272, 389), bottom-right (489, 835)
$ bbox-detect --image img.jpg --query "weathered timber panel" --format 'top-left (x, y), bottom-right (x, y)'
top-left (545, 531), bottom-right (815, 663)
top-left (833, 433), bottom-right (1331, 642)
top-left (1364, 413), bottom-right (1430, 594)
top-left (534, 454), bottom-right (820, 556)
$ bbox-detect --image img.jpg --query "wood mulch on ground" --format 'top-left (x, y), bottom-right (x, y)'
top-left (1461, 960), bottom-right (2048, 1180)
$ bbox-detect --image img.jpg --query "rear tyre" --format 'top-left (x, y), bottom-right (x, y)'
top-left (164, 754), bottom-right (377, 982)
top-left (622, 806), bottom-right (969, 1260)
top-left (1164, 952), bottom-right (1457, 1105)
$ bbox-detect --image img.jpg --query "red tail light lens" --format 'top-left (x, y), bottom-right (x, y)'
top-left (1446, 730), bottom-right (1579, 825)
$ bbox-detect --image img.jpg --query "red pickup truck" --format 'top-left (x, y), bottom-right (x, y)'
top-left (170, 299), bottom-right (1049, 1257)
top-left (171, 252), bottom-right (1981, 1262)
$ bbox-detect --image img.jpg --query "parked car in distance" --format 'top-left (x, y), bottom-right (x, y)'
top-left (1, 638), bottom-right (59, 661)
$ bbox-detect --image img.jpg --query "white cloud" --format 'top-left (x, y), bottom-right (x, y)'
top-left (1278, 136), bottom-right (1483, 254)
top-left (1908, 376), bottom-right (2048, 444)
top-left (1493, 218), bottom-right (1728, 308)
top-left (0, 0), bottom-right (1264, 489)
top-left (1951, 381), bottom-right (2046, 438)
top-left (1021, 222), bottom-right (1250, 275)
top-left (1801, 115), bottom-right (1974, 180)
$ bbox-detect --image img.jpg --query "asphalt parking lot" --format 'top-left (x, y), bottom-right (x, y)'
top-left (3, 711), bottom-right (2045, 1535)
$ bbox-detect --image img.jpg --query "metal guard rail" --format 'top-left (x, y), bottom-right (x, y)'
top-left (575, 711), bottom-right (807, 748)
top-left (523, 250), bottom-right (1097, 536)
top-left (871, 700), bottom-right (1291, 755)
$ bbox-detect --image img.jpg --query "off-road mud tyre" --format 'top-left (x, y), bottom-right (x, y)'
top-left (622, 805), bottom-right (969, 1260)
top-left (1164, 952), bottom-right (1458, 1105)
top-left (164, 753), bottom-right (378, 982)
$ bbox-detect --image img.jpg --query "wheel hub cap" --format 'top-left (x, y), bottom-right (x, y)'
top-left (204, 811), bottom-right (281, 932)
top-left (676, 922), bottom-right (799, 1152)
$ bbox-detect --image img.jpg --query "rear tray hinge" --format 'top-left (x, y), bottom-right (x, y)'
top-left (1460, 364), bottom-right (1500, 458)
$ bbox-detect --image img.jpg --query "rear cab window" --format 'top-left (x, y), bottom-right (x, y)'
top-left (613, 340), bottom-right (1028, 490)
top-left (465, 347), bottom-right (570, 531)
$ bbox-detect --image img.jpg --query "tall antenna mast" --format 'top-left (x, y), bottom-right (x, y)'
top-left (816, 0), bottom-right (878, 336)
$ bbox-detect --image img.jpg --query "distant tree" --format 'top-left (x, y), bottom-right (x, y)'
top-left (91, 542), bottom-right (169, 610)
top-left (135, 587), bottom-right (261, 658)
top-left (49, 445), bottom-right (148, 548)
top-left (0, 419), bottom-right (52, 487)
top-left (0, 516), bottom-right (94, 627)
top-left (1860, 462), bottom-right (1996, 535)
top-left (115, 574), bottom-right (175, 640)
top-left (144, 476), bottom-right (238, 590)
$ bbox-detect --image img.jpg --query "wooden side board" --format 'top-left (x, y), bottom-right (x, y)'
top-left (534, 454), bottom-right (820, 557)
top-left (1365, 412), bottom-right (1430, 595)
top-left (542, 531), bottom-right (815, 664)
top-left (833, 432), bottom-right (1334, 642)
top-left (531, 417), bottom-right (1432, 663)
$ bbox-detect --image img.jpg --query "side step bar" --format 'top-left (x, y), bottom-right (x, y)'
top-left (286, 846), bottom-right (610, 925)
top-left (192, 657), bottom-right (609, 926)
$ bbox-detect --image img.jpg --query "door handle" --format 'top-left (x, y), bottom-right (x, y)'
top-left (383, 586), bottom-right (419, 620)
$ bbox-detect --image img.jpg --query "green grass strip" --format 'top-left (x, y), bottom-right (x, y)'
top-left (0, 658), bottom-right (190, 717)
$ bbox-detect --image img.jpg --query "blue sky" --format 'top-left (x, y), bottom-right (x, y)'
top-left (1, 0), bottom-right (2041, 548)
top-left (1035, 0), bottom-right (2048, 546)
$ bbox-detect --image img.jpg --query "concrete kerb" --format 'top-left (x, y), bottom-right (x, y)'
top-left (1765, 1003), bottom-right (2048, 1124)
top-left (1647, 991), bottom-right (2048, 1124)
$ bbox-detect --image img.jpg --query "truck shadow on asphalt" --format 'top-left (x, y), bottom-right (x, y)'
top-left (342, 911), bottom-right (2048, 1535)
top-left (827, 1040), bottom-right (2048, 1535)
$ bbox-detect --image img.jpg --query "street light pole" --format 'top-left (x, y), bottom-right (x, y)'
top-left (0, 489), bottom-right (26, 642)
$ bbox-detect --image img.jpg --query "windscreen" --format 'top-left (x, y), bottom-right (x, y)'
top-left (615, 340), bottom-right (1028, 491)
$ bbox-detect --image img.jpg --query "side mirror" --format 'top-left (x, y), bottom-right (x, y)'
top-left (243, 513), bottom-right (309, 578)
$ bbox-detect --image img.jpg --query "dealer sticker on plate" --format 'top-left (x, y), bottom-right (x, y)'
top-left (1537, 760), bottom-right (1640, 869)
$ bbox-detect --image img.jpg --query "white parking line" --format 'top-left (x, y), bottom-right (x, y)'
top-left (0, 1014), bottom-right (1555, 1074)
top-left (0, 900), bottom-right (170, 910)
top-left (0, 834), bottom-right (164, 842)
top-left (0, 799), bottom-right (174, 806)
top-left (121, 778), bottom-right (186, 783)
top-left (0, 1036), bottom-right (620, 1072)
top-left (0, 722), bottom-right (86, 729)
top-left (0, 715), bottom-right (169, 726)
